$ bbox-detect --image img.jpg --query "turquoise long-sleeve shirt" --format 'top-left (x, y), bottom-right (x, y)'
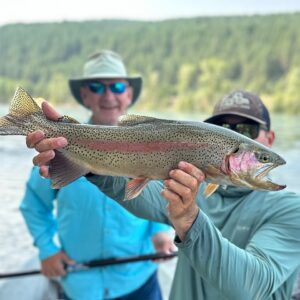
top-left (88, 174), bottom-right (300, 300)
top-left (20, 167), bottom-right (170, 300)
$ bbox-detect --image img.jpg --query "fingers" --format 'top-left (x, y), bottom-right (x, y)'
top-left (27, 131), bottom-right (67, 152)
top-left (178, 161), bottom-right (205, 182)
top-left (161, 186), bottom-right (182, 208)
top-left (32, 150), bottom-right (55, 166)
top-left (41, 261), bottom-right (66, 277)
top-left (161, 162), bottom-right (203, 240)
top-left (61, 253), bottom-right (76, 265)
top-left (35, 137), bottom-right (68, 153)
top-left (40, 165), bottom-right (50, 178)
top-left (41, 101), bottom-right (62, 121)
top-left (41, 252), bottom-right (75, 277)
top-left (165, 174), bottom-right (196, 200)
top-left (163, 162), bottom-right (205, 204)
top-left (26, 104), bottom-right (67, 173)
top-left (26, 130), bottom-right (45, 148)
top-left (30, 137), bottom-right (68, 166)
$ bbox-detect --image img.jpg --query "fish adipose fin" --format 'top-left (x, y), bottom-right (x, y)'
top-left (49, 151), bottom-right (90, 189)
top-left (204, 183), bottom-right (219, 198)
top-left (124, 177), bottom-right (150, 200)
top-left (0, 87), bottom-right (43, 135)
top-left (57, 115), bottom-right (80, 124)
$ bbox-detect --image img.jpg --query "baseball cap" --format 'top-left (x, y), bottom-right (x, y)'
top-left (204, 90), bottom-right (270, 130)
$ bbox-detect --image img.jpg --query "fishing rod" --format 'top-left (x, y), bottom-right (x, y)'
top-left (0, 251), bottom-right (178, 279)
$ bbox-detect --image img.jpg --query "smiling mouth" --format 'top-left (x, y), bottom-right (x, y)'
top-left (100, 106), bottom-right (118, 110)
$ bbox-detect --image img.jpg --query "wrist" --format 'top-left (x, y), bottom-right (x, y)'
top-left (173, 205), bottom-right (200, 241)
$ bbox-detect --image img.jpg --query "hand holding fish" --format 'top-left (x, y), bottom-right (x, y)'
top-left (162, 161), bottom-right (204, 241)
top-left (26, 101), bottom-right (67, 177)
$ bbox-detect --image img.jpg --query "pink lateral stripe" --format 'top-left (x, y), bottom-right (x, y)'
top-left (76, 139), bottom-right (205, 153)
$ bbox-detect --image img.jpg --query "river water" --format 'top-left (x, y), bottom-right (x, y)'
top-left (0, 105), bottom-right (299, 299)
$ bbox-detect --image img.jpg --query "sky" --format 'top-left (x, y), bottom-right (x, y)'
top-left (1, 0), bottom-right (300, 26)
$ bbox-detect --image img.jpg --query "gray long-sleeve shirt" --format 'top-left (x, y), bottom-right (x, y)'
top-left (88, 175), bottom-right (300, 300)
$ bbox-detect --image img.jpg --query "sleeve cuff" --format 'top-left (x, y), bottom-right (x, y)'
top-left (38, 243), bottom-right (61, 260)
top-left (174, 210), bottom-right (208, 249)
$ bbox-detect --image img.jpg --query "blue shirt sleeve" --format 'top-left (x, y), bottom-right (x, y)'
top-left (20, 167), bottom-right (60, 260)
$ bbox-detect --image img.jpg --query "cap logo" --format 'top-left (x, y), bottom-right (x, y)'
top-left (220, 92), bottom-right (251, 110)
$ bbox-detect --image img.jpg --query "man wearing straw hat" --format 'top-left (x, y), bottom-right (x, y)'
top-left (20, 50), bottom-right (173, 300)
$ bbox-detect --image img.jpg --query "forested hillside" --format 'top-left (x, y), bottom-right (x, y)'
top-left (0, 13), bottom-right (300, 113)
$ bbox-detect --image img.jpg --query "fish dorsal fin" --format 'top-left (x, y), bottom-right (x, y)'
top-left (118, 114), bottom-right (177, 126)
top-left (49, 150), bottom-right (90, 189)
top-left (9, 87), bottom-right (42, 117)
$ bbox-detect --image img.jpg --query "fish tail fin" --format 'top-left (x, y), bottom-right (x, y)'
top-left (0, 87), bottom-right (43, 136)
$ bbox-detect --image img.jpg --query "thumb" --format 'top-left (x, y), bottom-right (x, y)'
top-left (41, 101), bottom-right (62, 121)
top-left (61, 253), bottom-right (76, 265)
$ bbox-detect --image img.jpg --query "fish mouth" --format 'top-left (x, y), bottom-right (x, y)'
top-left (255, 163), bottom-right (274, 179)
top-left (227, 155), bottom-right (286, 191)
top-left (254, 163), bottom-right (286, 191)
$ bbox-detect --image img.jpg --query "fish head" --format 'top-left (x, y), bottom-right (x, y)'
top-left (224, 142), bottom-right (286, 191)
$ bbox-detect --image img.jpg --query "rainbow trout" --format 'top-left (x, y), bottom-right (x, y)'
top-left (0, 87), bottom-right (286, 199)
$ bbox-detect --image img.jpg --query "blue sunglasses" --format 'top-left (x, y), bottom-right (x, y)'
top-left (88, 82), bottom-right (128, 94)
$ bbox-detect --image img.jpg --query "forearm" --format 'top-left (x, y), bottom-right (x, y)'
top-left (21, 202), bottom-right (60, 259)
top-left (20, 169), bottom-right (59, 259)
top-left (175, 212), bottom-right (290, 300)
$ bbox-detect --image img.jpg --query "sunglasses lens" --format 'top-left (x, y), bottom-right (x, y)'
top-left (88, 83), bottom-right (105, 94)
top-left (110, 82), bottom-right (127, 94)
top-left (88, 82), bottom-right (127, 94)
top-left (236, 124), bottom-right (259, 139)
top-left (220, 123), bottom-right (259, 139)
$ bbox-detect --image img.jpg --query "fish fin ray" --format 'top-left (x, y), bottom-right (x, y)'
top-left (0, 87), bottom-right (43, 135)
top-left (9, 87), bottom-right (42, 117)
top-left (204, 183), bottom-right (219, 198)
top-left (124, 177), bottom-right (150, 200)
top-left (49, 151), bottom-right (89, 188)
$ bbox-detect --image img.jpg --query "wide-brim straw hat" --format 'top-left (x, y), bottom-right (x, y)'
top-left (69, 50), bottom-right (142, 107)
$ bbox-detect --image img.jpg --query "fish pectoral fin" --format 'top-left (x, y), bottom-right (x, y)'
top-left (204, 183), bottom-right (219, 198)
top-left (49, 150), bottom-right (89, 189)
top-left (124, 177), bottom-right (150, 200)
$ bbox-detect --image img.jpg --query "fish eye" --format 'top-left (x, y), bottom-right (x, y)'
top-left (256, 152), bottom-right (271, 163)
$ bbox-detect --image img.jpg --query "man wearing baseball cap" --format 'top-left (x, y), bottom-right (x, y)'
top-left (204, 90), bottom-right (274, 148)
top-left (20, 50), bottom-right (173, 300)
top-left (207, 90), bottom-right (300, 300)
